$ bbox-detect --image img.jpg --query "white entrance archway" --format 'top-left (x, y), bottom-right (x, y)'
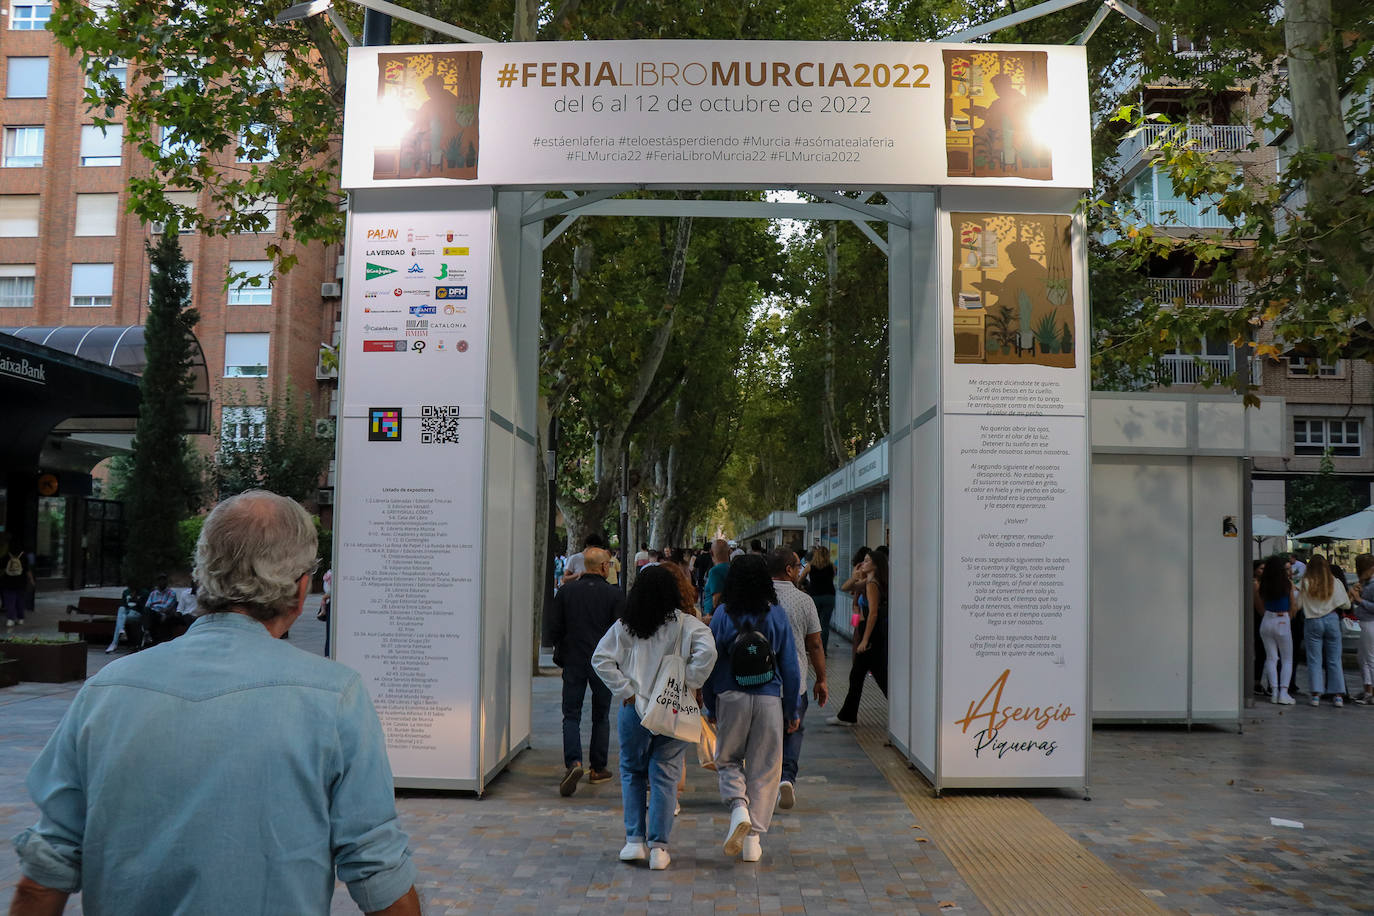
top-left (333, 40), bottom-right (1093, 795)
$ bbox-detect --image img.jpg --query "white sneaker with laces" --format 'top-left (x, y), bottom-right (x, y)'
top-left (724, 805), bottom-right (751, 855)
top-left (1310, 695), bottom-right (1321, 707)
top-left (619, 840), bottom-right (648, 862)
top-left (778, 781), bottom-right (795, 810)
top-left (649, 847), bottom-right (670, 870)
top-left (1334, 695), bottom-right (1344, 708)
top-left (742, 834), bottom-right (762, 862)
top-left (826, 715), bottom-right (856, 727)
top-left (1277, 692), bottom-right (1296, 705)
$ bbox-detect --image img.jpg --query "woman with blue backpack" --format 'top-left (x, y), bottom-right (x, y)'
top-left (701, 554), bottom-right (801, 864)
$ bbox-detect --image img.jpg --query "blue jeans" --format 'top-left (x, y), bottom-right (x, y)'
top-left (617, 704), bottom-right (687, 848)
top-left (106, 607), bottom-right (142, 651)
top-left (561, 661), bottom-right (611, 770)
top-left (780, 690), bottom-right (808, 784)
top-left (1304, 612), bottom-right (1345, 696)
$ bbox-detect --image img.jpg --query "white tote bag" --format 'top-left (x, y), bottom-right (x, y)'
top-left (640, 620), bottom-right (703, 743)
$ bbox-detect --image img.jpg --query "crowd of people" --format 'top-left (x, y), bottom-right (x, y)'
top-left (1253, 550), bottom-right (1374, 707)
top-left (551, 534), bottom-right (890, 869)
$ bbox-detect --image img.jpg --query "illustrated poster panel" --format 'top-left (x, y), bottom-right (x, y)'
top-left (943, 211), bottom-right (1084, 416)
top-left (943, 50), bottom-right (1051, 180)
top-left (939, 412), bottom-right (1088, 782)
top-left (374, 50), bottom-right (482, 181)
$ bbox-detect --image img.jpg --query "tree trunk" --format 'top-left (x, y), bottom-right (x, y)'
top-left (1284, 0), bottom-right (1373, 318)
top-left (512, 0), bottom-right (538, 41)
top-left (821, 223), bottom-right (845, 465)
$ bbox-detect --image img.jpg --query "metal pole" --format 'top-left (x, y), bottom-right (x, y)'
top-left (362, 8), bottom-right (391, 45)
top-left (542, 417), bottom-right (558, 648)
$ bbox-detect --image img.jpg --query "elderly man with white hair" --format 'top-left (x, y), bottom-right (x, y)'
top-left (11, 490), bottom-right (420, 916)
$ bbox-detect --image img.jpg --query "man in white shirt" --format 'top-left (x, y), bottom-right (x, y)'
top-left (766, 548), bottom-right (827, 810)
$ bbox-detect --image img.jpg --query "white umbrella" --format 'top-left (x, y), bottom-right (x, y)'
top-left (1252, 514), bottom-right (1288, 538)
top-left (1293, 505), bottom-right (1374, 542)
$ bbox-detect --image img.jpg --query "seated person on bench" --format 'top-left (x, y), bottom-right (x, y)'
top-left (144, 574), bottom-right (180, 644)
top-left (106, 584), bottom-right (145, 654)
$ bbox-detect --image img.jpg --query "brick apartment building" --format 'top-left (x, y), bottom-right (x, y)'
top-left (0, 9), bottom-right (340, 582)
top-left (1106, 39), bottom-right (1374, 530)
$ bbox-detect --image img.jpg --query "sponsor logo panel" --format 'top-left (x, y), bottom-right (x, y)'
top-left (435, 286), bottom-right (468, 299)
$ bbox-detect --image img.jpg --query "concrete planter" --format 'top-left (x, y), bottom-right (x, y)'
top-left (0, 639), bottom-right (87, 683)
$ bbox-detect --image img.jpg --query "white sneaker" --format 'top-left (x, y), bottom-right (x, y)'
top-left (724, 805), bottom-right (751, 855)
top-left (741, 834), bottom-right (762, 862)
top-left (1277, 693), bottom-right (1296, 705)
top-left (674, 798), bottom-right (681, 816)
top-left (619, 840), bottom-right (647, 862)
top-left (4, 619), bottom-right (12, 629)
top-left (778, 781), bottom-right (795, 810)
top-left (649, 847), bottom-right (670, 870)
top-left (826, 715), bottom-right (856, 727)
top-left (1309, 695), bottom-right (1321, 707)
top-left (1334, 695), bottom-right (1344, 708)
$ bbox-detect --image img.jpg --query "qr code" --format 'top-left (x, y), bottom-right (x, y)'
top-left (420, 405), bottom-right (460, 444)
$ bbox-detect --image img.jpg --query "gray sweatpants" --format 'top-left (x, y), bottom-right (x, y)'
top-left (713, 690), bottom-right (783, 835)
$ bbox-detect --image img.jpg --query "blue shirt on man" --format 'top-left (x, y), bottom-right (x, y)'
top-left (14, 613), bottom-right (415, 915)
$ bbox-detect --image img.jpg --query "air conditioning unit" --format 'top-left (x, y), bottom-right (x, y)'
top-left (151, 221), bottom-right (167, 235)
top-left (320, 282), bottom-right (342, 298)
top-left (314, 418), bottom-right (336, 439)
top-left (316, 488), bottom-right (334, 505)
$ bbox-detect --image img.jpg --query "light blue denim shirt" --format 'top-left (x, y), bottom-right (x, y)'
top-left (14, 613), bottom-right (416, 915)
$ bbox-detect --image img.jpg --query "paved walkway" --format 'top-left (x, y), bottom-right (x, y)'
top-left (2, 590), bottom-right (1373, 913)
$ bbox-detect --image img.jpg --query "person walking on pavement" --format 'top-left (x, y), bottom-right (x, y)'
top-left (798, 545), bottom-right (837, 653)
top-left (1, 537), bottom-right (33, 628)
top-left (767, 548), bottom-right (827, 811)
top-left (702, 555), bottom-right (801, 863)
top-left (13, 490), bottom-right (420, 916)
top-left (549, 546), bottom-right (624, 796)
top-left (828, 549), bottom-right (891, 726)
top-left (592, 565), bottom-right (717, 871)
top-left (702, 538), bottom-right (731, 618)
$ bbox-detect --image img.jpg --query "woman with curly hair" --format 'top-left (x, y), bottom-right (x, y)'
top-left (701, 554), bottom-right (801, 863)
top-left (1255, 555), bottom-right (1296, 705)
top-left (593, 565), bottom-right (716, 871)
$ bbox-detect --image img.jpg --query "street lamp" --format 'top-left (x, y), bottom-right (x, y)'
top-left (275, 0), bottom-right (359, 46)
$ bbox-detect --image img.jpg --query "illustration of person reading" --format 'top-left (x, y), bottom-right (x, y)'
top-left (966, 73), bottom-right (1046, 175)
top-left (974, 241), bottom-right (1047, 357)
top-left (404, 75), bottom-right (472, 176)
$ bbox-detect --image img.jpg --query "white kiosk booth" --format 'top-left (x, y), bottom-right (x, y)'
top-left (333, 40), bottom-right (1095, 794)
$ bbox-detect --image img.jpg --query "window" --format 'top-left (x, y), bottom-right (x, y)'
top-left (3, 126), bottom-right (43, 167)
top-left (158, 126), bottom-right (200, 159)
top-left (1294, 418), bottom-right (1363, 457)
top-left (224, 333), bottom-right (269, 378)
top-left (149, 263), bottom-right (191, 303)
top-left (164, 190), bottom-right (199, 233)
top-left (237, 123), bottom-right (278, 162)
top-left (74, 193), bottom-right (119, 236)
top-left (79, 124), bottom-right (123, 166)
top-left (85, 59), bottom-right (127, 90)
top-left (1287, 357), bottom-right (1341, 378)
top-left (228, 260), bottom-right (272, 305)
top-left (8, 4), bottom-right (51, 30)
top-left (0, 195), bottom-right (39, 236)
top-left (6, 57), bottom-right (48, 98)
top-left (0, 265), bottom-right (34, 308)
top-left (221, 406), bottom-right (266, 445)
top-left (71, 263), bottom-right (114, 308)
top-left (239, 197), bottom-right (277, 234)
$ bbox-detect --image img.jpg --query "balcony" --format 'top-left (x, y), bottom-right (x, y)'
top-left (1149, 277), bottom-right (1248, 309)
top-left (1118, 123), bottom-right (1253, 176)
top-left (1159, 354), bottom-right (1262, 386)
top-left (1138, 197), bottom-right (1235, 230)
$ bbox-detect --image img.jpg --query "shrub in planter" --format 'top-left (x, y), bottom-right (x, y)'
top-left (0, 637), bottom-right (87, 683)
